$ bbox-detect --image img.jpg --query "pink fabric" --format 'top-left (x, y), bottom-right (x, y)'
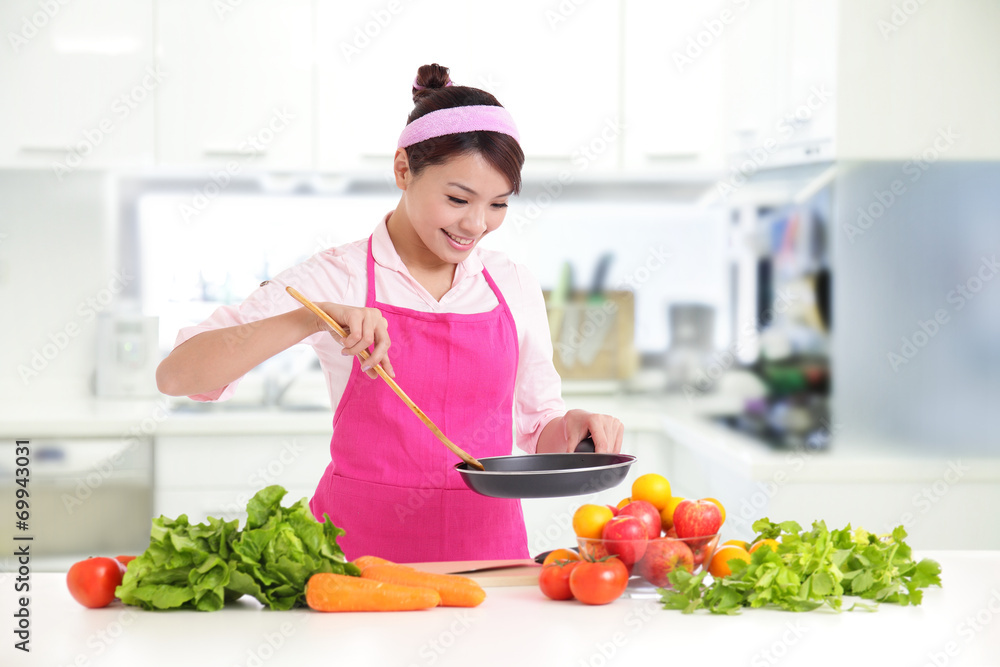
top-left (174, 216), bottom-right (564, 455)
top-left (309, 236), bottom-right (529, 562)
top-left (398, 105), bottom-right (520, 148)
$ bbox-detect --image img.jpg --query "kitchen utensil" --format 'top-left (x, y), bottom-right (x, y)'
top-left (285, 286), bottom-right (484, 471)
top-left (577, 253), bottom-right (616, 365)
top-left (455, 438), bottom-right (636, 499)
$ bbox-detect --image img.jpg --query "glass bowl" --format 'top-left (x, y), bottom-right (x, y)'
top-left (577, 533), bottom-right (721, 598)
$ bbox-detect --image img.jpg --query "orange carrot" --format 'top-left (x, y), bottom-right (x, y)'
top-left (305, 573), bottom-right (440, 612)
top-left (352, 555), bottom-right (408, 572)
top-left (360, 564), bottom-right (486, 608)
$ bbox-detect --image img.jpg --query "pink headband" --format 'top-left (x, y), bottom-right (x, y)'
top-left (397, 105), bottom-right (521, 149)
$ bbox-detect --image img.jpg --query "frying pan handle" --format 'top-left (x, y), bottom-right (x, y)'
top-left (574, 437), bottom-right (596, 453)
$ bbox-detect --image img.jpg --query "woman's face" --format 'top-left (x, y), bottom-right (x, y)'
top-left (396, 151), bottom-right (513, 265)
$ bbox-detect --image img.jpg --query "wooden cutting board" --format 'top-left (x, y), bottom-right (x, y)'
top-left (404, 559), bottom-right (541, 587)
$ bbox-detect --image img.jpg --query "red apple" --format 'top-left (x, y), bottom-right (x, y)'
top-left (606, 504), bottom-right (620, 517)
top-left (664, 526), bottom-right (678, 538)
top-left (601, 515), bottom-right (648, 565)
top-left (673, 499), bottom-right (722, 539)
top-left (579, 539), bottom-right (610, 561)
top-left (618, 500), bottom-right (662, 539)
top-left (636, 539), bottom-right (694, 587)
top-left (690, 536), bottom-right (719, 568)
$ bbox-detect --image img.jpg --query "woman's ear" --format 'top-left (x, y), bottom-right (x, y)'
top-left (392, 149), bottom-right (411, 190)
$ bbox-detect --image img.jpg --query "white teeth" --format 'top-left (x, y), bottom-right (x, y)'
top-left (445, 231), bottom-right (473, 246)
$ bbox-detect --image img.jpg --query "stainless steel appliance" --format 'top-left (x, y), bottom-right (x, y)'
top-left (0, 438), bottom-right (153, 571)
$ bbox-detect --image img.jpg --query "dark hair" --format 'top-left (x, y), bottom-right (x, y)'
top-left (404, 63), bottom-right (524, 195)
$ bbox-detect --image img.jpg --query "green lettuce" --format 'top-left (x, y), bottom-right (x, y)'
top-left (229, 485), bottom-right (359, 610)
top-left (116, 485), bottom-right (358, 611)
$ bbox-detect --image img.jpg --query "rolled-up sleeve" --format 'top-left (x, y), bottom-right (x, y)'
top-left (510, 264), bottom-right (566, 453)
top-left (172, 252), bottom-right (342, 402)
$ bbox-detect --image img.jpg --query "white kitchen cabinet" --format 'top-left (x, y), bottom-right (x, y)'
top-left (835, 0), bottom-right (1000, 160)
top-left (622, 0), bottom-right (727, 175)
top-left (723, 0), bottom-right (837, 169)
top-left (155, 0), bottom-right (313, 171)
top-left (154, 434), bottom-right (332, 523)
top-left (0, 0), bottom-right (155, 171)
top-left (316, 0), bottom-right (621, 175)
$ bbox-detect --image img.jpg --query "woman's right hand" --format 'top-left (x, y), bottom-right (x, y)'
top-left (311, 303), bottom-right (394, 379)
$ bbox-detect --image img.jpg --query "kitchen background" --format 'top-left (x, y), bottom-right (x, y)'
top-left (1, 0), bottom-right (999, 570)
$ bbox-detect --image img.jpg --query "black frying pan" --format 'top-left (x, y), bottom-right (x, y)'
top-left (455, 438), bottom-right (636, 499)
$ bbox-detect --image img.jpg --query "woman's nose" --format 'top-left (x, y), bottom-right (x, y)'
top-left (461, 207), bottom-right (488, 235)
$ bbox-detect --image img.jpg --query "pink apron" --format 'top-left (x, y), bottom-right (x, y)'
top-left (309, 236), bottom-right (530, 562)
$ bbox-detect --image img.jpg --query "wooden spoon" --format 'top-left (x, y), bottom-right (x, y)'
top-left (286, 286), bottom-right (485, 471)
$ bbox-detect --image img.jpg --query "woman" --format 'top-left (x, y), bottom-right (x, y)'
top-left (156, 63), bottom-right (625, 562)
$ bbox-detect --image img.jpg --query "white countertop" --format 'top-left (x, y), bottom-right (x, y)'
top-left (5, 392), bottom-right (1000, 483)
top-left (5, 551), bottom-right (998, 667)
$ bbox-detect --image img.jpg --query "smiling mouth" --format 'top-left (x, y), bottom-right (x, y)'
top-left (444, 230), bottom-right (474, 246)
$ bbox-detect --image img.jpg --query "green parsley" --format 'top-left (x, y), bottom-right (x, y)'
top-left (660, 519), bottom-right (942, 614)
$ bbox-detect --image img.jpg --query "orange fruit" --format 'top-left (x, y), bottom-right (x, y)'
top-left (542, 548), bottom-right (581, 566)
top-left (572, 504), bottom-right (615, 540)
top-left (749, 538), bottom-right (780, 554)
top-left (708, 545), bottom-right (751, 578)
top-left (631, 474), bottom-right (672, 511)
top-left (659, 496), bottom-right (685, 530)
top-left (616, 497), bottom-right (632, 510)
top-left (722, 539), bottom-right (749, 550)
top-left (703, 497), bottom-right (726, 525)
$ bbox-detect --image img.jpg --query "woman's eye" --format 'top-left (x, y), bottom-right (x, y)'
top-left (447, 196), bottom-right (467, 204)
top-left (492, 202), bottom-right (509, 209)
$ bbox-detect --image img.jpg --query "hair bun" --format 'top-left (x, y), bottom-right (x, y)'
top-left (412, 63), bottom-right (452, 101)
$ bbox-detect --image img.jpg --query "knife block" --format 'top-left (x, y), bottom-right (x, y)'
top-left (543, 290), bottom-right (639, 380)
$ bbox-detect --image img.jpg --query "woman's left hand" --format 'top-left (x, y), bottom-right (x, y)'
top-left (562, 409), bottom-right (624, 454)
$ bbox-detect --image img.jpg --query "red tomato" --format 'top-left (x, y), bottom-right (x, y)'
top-left (66, 557), bottom-right (124, 608)
top-left (569, 557), bottom-right (629, 605)
top-left (115, 555), bottom-right (136, 568)
top-left (539, 560), bottom-right (580, 601)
